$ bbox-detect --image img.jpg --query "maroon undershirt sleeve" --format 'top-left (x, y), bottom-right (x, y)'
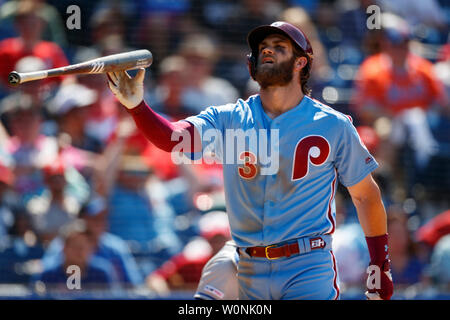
top-left (125, 100), bottom-right (201, 153)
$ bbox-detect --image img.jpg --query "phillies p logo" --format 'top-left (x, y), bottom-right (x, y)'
top-left (292, 135), bottom-right (330, 180)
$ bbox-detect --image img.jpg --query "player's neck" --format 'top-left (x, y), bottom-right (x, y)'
top-left (259, 82), bottom-right (304, 119)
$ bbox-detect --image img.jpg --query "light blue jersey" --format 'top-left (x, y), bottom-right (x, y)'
top-left (185, 95), bottom-right (378, 248)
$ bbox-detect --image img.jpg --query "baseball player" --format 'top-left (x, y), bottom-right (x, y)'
top-left (106, 21), bottom-right (393, 300)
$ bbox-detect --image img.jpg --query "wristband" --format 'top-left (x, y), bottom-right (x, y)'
top-left (365, 233), bottom-right (389, 264)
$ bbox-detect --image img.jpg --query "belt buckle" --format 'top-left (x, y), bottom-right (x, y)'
top-left (265, 244), bottom-right (280, 260)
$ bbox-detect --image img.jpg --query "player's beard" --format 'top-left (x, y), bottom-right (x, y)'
top-left (254, 56), bottom-right (295, 89)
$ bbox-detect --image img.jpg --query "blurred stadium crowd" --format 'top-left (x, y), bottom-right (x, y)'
top-left (0, 0), bottom-right (449, 299)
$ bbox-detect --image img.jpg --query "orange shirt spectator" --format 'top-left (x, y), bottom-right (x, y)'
top-left (353, 52), bottom-right (446, 118)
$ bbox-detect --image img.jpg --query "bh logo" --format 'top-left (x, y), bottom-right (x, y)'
top-left (310, 237), bottom-right (326, 249)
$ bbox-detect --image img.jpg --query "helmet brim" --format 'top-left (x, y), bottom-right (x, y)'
top-left (247, 25), bottom-right (291, 52)
top-left (247, 23), bottom-right (313, 57)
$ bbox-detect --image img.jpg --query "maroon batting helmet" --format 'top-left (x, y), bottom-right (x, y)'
top-left (247, 21), bottom-right (314, 80)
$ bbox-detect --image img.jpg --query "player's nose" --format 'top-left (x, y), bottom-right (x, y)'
top-left (261, 47), bottom-right (275, 56)
top-left (260, 48), bottom-right (275, 63)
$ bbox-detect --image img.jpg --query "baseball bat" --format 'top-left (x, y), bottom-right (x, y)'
top-left (8, 49), bottom-right (153, 85)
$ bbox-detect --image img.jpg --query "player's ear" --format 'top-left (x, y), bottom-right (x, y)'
top-left (295, 56), bottom-right (308, 72)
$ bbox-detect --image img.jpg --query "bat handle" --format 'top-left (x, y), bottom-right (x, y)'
top-left (8, 70), bottom-right (48, 85)
top-left (8, 72), bottom-right (20, 85)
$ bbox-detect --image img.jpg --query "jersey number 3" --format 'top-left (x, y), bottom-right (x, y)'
top-left (238, 151), bottom-right (258, 179)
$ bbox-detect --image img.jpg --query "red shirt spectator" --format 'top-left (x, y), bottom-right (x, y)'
top-left (0, 38), bottom-right (68, 88)
top-left (0, 3), bottom-right (69, 89)
top-left (146, 211), bottom-right (231, 293)
top-left (416, 210), bottom-right (450, 248)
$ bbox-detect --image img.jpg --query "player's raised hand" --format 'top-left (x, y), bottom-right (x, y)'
top-left (107, 68), bottom-right (145, 109)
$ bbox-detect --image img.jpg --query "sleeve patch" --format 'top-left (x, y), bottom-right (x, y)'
top-left (204, 285), bottom-right (224, 299)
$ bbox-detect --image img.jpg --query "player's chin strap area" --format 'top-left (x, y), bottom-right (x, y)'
top-left (247, 52), bottom-right (257, 80)
top-left (239, 234), bottom-right (332, 260)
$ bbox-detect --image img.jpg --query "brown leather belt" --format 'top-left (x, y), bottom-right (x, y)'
top-left (244, 236), bottom-right (328, 260)
top-left (245, 242), bottom-right (300, 260)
